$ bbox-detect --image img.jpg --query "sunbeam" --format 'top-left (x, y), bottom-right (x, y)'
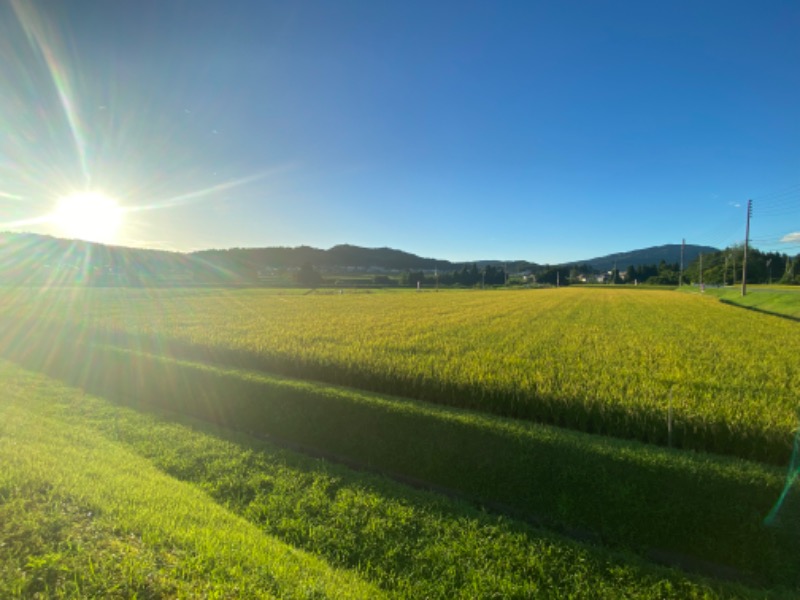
top-left (0, 215), bottom-right (53, 230)
top-left (129, 166), bottom-right (294, 213)
top-left (10, 0), bottom-right (89, 186)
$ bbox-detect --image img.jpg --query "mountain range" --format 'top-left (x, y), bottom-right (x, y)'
top-left (0, 231), bottom-right (717, 285)
top-left (564, 244), bottom-right (718, 273)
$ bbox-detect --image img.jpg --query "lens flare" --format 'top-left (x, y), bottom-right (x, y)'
top-left (10, 0), bottom-right (89, 185)
top-left (765, 422), bottom-right (800, 526)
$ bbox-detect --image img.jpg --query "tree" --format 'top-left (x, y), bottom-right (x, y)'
top-left (780, 256), bottom-right (797, 284)
top-left (536, 266), bottom-right (570, 286)
top-left (400, 270), bottom-right (426, 287)
top-left (625, 265), bottom-right (636, 284)
top-left (482, 265), bottom-right (507, 286)
top-left (469, 263), bottom-right (480, 285)
top-left (295, 262), bottom-right (322, 287)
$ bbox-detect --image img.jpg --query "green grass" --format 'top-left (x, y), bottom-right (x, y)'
top-left (0, 359), bottom-right (786, 599)
top-left (697, 286), bottom-right (800, 320)
top-left (0, 366), bottom-right (381, 599)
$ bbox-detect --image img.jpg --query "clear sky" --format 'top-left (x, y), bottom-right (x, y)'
top-left (1, 0), bottom-right (798, 264)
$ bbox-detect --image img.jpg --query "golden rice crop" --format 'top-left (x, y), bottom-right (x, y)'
top-left (2, 286), bottom-right (798, 461)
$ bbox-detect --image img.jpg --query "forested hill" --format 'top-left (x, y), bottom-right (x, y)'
top-left (0, 235), bottom-right (483, 284)
top-left (191, 244), bottom-right (460, 271)
top-left (570, 244), bottom-right (719, 272)
top-left (0, 232), bottom-right (192, 285)
top-left (1, 232), bottom-right (721, 285)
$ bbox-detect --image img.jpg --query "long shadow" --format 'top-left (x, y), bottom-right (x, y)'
top-left (718, 297), bottom-right (800, 323)
top-left (26, 383), bottom-right (766, 597)
top-left (96, 405), bottom-right (774, 594)
top-left (0, 314), bottom-right (790, 465)
top-left (2, 321), bottom-right (799, 589)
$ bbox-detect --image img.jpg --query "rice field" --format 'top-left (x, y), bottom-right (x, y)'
top-left (3, 284), bottom-right (800, 596)
top-left (2, 286), bottom-right (798, 462)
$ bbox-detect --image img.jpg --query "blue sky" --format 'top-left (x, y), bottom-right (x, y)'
top-left (1, 0), bottom-right (798, 263)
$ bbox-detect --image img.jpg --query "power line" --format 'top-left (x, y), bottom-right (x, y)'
top-left (753, 182), bottom-right (800, 203)
top-left (675, 184), bottom-right (798, 256)
top-left (757, 201), bottom-right (800, 218)
top-left (752, 184), bottom-right (800, 217)
top-left (751, 234), bottom-right (794, 243)
top-left (687, 207), bottom-right (744, 250)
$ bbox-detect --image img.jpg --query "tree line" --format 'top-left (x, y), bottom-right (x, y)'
top-left (401, 264), bottom-right (509, 287)
top-left (292, 246), bottom-right (800, 289)
top-left (683, 246), bottom-right (799, 286)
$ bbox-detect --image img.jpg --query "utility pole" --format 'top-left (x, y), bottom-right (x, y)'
top-left (742, 199), bottom-right (752, 296)
top-left (699, 252), bottom-right (704, 291)
top-left (723, 255), bottom-right (728, 286)
top-left (679, 238), bottom-right (685, 287)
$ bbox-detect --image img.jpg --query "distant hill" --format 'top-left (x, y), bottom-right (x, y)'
top-left (0, 234), bottom-right (476, 285)
top-left (566, 244), bottom-right (719, 272)
top-left (0, 232), bottom-right (719, 286)
top-left (0, 232), bottom-right (192, 286)
top-left (191, 244), bottom-right (460, 272)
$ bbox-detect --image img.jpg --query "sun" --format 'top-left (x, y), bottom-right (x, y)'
top-left (51, 191), bottom-right (124, 244)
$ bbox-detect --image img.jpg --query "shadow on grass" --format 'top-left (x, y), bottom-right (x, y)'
top-left (0, 314), bottom-right (792, 466)
top-left (718, 298), bottom-right (800, 323)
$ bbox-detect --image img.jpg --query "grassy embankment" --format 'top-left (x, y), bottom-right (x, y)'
top-left (1, 359), bottom-right (792, 599)
top-left (697, 285), bottom-right (800, 320)
top-left (0, 363), bottom-right (380, 599)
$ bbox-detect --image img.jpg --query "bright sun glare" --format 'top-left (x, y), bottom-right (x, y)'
top-left (51, 191), bottom-right (123, 244)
